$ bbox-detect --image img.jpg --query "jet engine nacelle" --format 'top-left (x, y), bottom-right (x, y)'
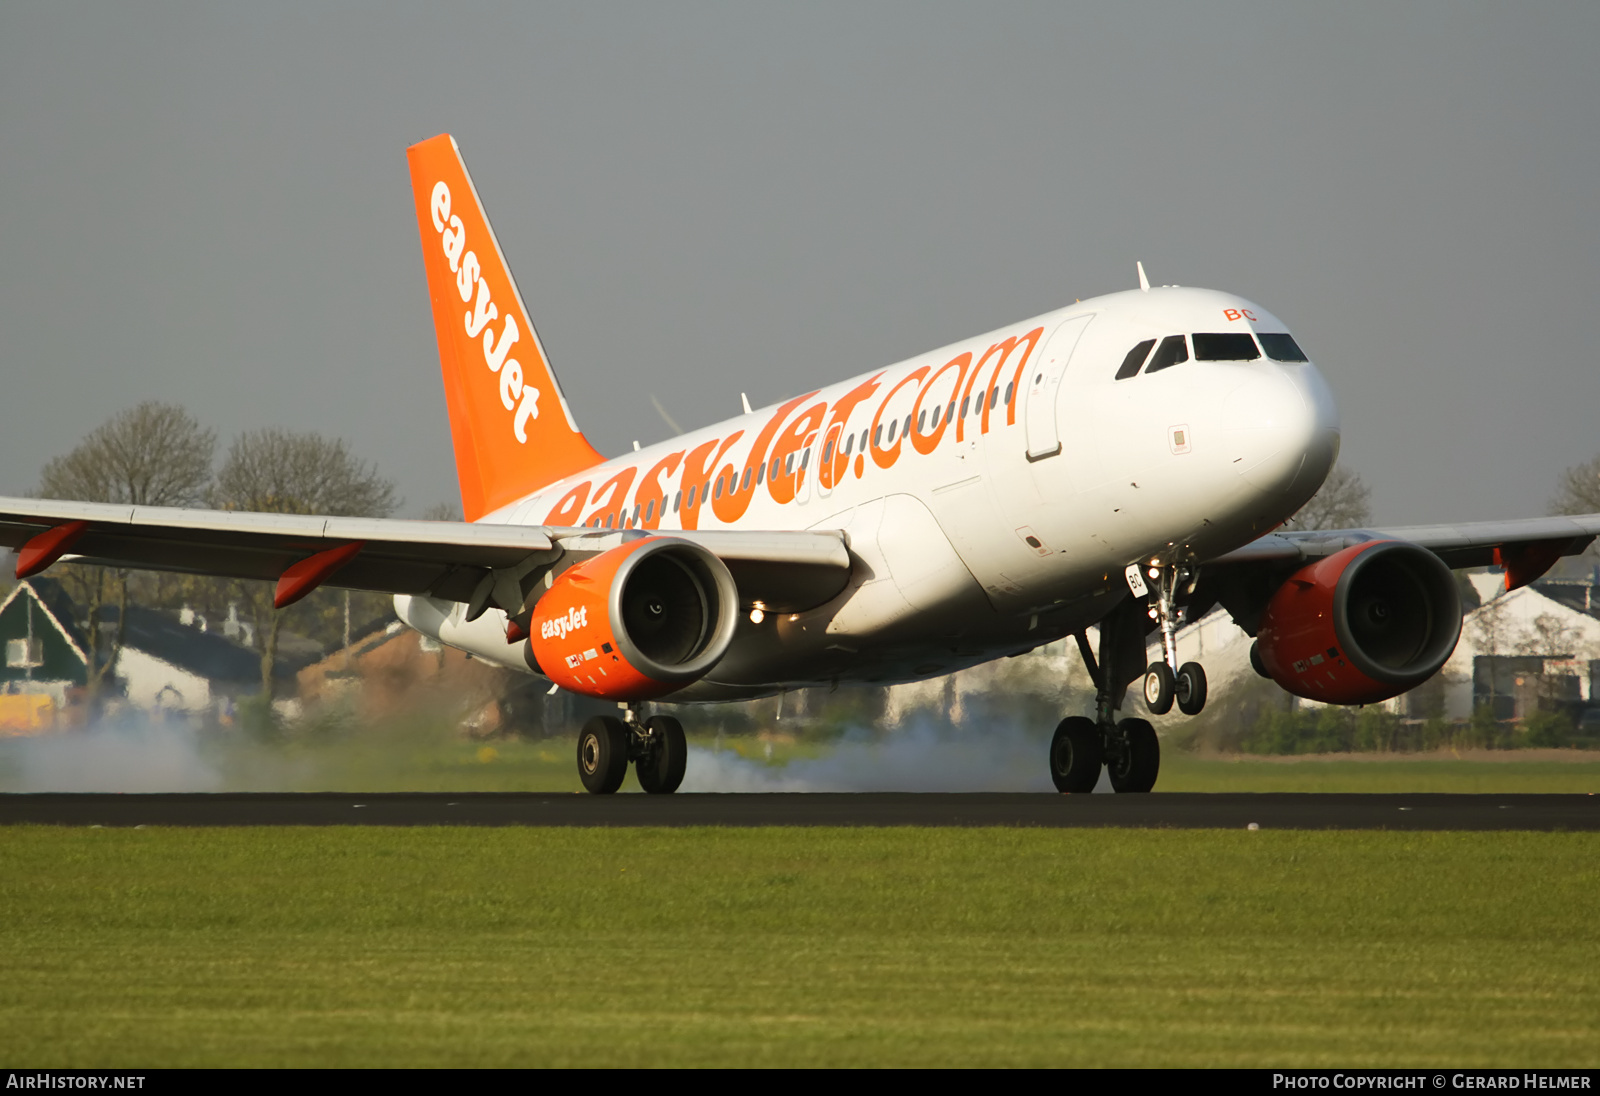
top-left (1255, 540), bottom-right (1462, 705)
top-left (525, 536), bottom-right (739, 702)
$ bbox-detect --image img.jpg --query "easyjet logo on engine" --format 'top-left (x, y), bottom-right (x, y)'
top-left (541, 605), bottom-right (589, 641)
top-left (430, 181), bottom-right (541, 444)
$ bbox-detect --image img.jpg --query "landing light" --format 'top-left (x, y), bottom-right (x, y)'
top-left (749, 608), bottom-right (765, 624)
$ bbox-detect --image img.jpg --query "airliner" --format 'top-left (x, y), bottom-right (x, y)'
top-left (5, 133), bottom-right (1598, 794)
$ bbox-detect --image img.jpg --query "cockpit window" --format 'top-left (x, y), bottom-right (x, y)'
top-left (1144, 334), bottom-right (1189, 374)
top-left (1192, 333), bottom-right (1261, 361)
top-left (1115, 339), bottom-right (1155, 380)
top-left (1259, 332), bottom-right (1308, 362)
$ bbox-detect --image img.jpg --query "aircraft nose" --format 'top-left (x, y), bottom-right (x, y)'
top-left (1222, 364), bottom-right (1340, 498)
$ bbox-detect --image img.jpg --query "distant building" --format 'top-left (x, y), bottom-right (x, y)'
top-left (0, 578), bottom-right (93, 733)
top-left (0, 578), bottom-right (286, 732)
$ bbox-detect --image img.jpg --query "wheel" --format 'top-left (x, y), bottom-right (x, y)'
top-left (636, 715), bottom-right (687, 794)
top-left (1176, 662), bottom-right (1208, 716)
top-left (1250, 641), bottom-right (1271, 679)
top-left (1107, 718), bottom-right (1160, 793)
top-left (1049, 716), bottom-right (1102, 793)
top-left (576, 715), bottom-right (629, 794)
top-left (1143, 661), bottom-right (1175, 715)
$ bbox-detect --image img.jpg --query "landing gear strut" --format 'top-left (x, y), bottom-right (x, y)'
top-left (576, 707), bottom-right (688, 795)
top-left (1055, 561), bottom-right (1211, 794)
top-left (1141, 562), bottom-right (1208, 718)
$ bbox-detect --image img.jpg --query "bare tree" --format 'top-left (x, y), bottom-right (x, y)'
top-left (35, 402), bottom-right (214, 708)
top-left (213, 429), bottom-right (398, 697)
top-left (1551, 454), bottom-right (1600, 516)
top-left (1284, 465), bottom-right (1372, 532)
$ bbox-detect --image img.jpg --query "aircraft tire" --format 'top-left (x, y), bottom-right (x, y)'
top-left (1176, 662), bottom-right (1208, 716)
top-left (1049, 716), bottom-right (1102, 793)
top-left (1108, 718), bottom-right (1160, 793)
top-left (577, 715), bottom-right (629, 795)
top-left (1143, 662), bottom-right (1175, 715)
top-left (636, 715), bottom-right (687, 794)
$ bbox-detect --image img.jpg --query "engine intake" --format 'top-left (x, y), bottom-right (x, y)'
top-left (526, 536), bottom-right (739, 701)
top-left (1255, 540), bottom-right (1461, 705)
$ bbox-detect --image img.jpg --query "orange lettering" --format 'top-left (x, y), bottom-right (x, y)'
top-left (678, 434), bottom-right (741, 530)
top-left (870, 367), bottom-right (930, 469)
top-left (817, 374), bottom-right (883, 489)
top-left (712, 393), bottom-right (811, 524)
top-left (544, 481), bottom-right (591, 526)
top-left (635, 450), bottom-right (685, 529)
top-left (1224, 309), bottom-right (1242, 321)
top-left (583, 466), bottom-right (638, 529)
top-left (960, 328), bottom-right (1043, 436)
top-left (911, 352), bottom-right (970, 456)
top-left (767, 403), bottom-right (827, 504)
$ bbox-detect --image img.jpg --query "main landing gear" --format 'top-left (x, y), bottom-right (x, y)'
top-left (577, 709), bottom-right (687, 795)
top-left (1051, 564), bottom-right (1208, 794)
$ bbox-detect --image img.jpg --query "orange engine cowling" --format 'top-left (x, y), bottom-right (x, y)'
top-left (1256, 540), bottom-right (1462, 705)
top-left (525, 536), bottom-right (739, 702)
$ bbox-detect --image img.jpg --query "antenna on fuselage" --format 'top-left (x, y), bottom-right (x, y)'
top-left (1136, 261), bottom-right (1150, 292)
top-left (741, 392), bottom-right (753, 415)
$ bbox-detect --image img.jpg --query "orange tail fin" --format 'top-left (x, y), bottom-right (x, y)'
top-left (407, 134), bottom-right (604, 521)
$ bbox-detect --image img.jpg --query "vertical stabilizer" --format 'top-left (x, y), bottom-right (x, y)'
top-left (407, 134), bottom-right (604, 521)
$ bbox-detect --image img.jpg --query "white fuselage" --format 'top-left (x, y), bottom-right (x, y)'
top-left (401, 285), bottom-right (1339, 700)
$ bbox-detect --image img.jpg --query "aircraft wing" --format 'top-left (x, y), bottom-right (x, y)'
top-left (0, 496), bottom-right (851, 614)
top-left (1206, 513), bottom-right (1600, 576)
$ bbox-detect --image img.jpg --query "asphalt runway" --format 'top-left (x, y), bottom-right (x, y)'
top-left (0, 792), bottom-right (1596, 829)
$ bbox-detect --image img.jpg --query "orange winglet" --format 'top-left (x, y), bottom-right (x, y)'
top-left (275, 542), bottom-right (364, 609)
top-left (1494, 539), bottom-right (1570, 592)
top-left (16, 521), bottom-right (88, 579)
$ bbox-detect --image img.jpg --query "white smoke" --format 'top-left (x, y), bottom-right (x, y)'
top-left (0, 719), bottom-right (223, 792)
top-left (679, 715), bottom-right (1115, 792)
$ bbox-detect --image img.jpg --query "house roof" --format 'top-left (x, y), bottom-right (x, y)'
top-left (95, 604), bottom-right (280, 682)
top-left (0, 578), bottom-right (94, 666)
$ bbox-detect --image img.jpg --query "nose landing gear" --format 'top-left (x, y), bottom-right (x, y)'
top-left (1141, 562), bottom-right (1208, 717)
top-left (1053, 563), bottom-right (1210, 794)
top-left (576, 707), bottom-right (688, 795)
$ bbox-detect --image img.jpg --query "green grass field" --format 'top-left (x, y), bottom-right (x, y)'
top-left (2, 827), bottom-right (1596, 1067)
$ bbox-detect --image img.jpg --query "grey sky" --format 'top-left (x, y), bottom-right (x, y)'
top-left (2, 3), bottom-right (1596, 526)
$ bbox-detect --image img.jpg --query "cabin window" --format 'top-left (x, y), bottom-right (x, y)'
top-left (990, 387), bottom-right (1000, 410)
top-left (1259, 332), bottom-right (1309, 362)
top-left (645, 500), bottom-right (655, 522)
top-left (823, 437), bottom-right (835, 463)
top-left (687, 485), bottom-right (697, 507)
top-left (888, 420), bottom-right (898, 443)
top-left (672, 491), bottom-right (681, 513)
top-left (1116, 338), bottom-right (1156, 380)
top-left (631, 505), bottom-right (641, 525)
top-left (873, 425), bottom-right (882, 447)
top-left (960, 396), bottom-right (970, 418)
top-left (605, 513), bottom-right (615, 529)
top-left (800, 448), bottom-right (810, 469)
top-left (741, 467), bottom-right (752, 491)
top-left (843, 433), bottom-right (854, 457)
top-left (786, 453), bottom-right (795, 475)
top-left (917, 410), bottom-right (926, 433)
top-left (714, 476), bottom-right (724, 500)
top-left (1003, 381), bottom-right (1014, 404)
top-left (1192, 333), bottom-right (1260, 361)
top-left (860, 429), bottom-right (869, 451)
top-left (1144, 334), bottom-right (1189, 374)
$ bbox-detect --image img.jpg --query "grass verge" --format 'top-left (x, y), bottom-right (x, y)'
top-left (1, 827), bottom-right (1596, 1067)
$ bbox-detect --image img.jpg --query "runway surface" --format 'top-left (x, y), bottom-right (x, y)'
top-left (0, 792), bottom-right (1596, 829)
